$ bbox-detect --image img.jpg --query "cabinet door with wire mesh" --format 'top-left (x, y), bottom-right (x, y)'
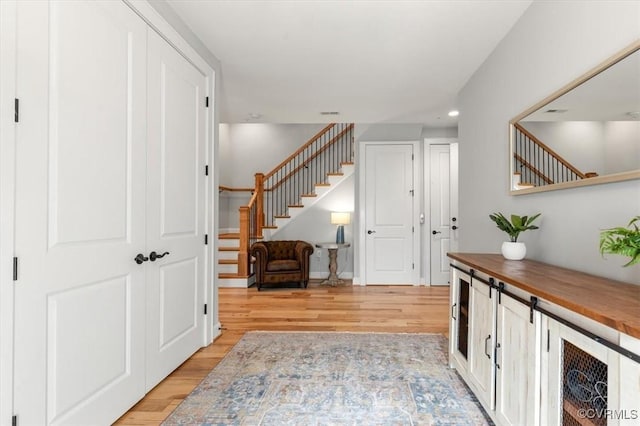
top-left (545, 318), bottom-right (621, 426)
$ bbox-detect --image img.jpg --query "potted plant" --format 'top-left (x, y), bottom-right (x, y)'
top-left (489, 212), bottom-right (541, 260)
top-left (599, 216), bottom-right (640, 267)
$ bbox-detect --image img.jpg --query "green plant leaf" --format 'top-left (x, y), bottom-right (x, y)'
top-left (599, 216), bottom-right (640, 267)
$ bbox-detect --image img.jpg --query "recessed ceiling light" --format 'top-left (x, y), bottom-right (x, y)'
top-left (320, 111), bottom-right (340, 115)
top-left (248, 113), bottom-right (262, 119)
top-left (448, 110), bottom-right (459, 117)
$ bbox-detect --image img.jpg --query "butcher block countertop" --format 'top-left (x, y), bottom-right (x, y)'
top-left (447, 253), bottom-right (640, 339)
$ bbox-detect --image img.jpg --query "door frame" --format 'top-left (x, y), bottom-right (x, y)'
top-left (357, 141), bottom-right (421, 286)
top-left (0, 1), bottom-right (17, 422)
top-left (422, 138), bottom-right (458, 286)
top-left (0, 1), bottom-right (218, 422)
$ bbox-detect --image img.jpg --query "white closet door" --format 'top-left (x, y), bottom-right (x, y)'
top-left (145, 29), bottom-right (207, 389)
top-left (13, 1), bottom-right (147, 424)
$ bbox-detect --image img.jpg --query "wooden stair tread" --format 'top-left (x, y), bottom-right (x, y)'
top-left (219, 246), bottom-right (240, 251)
top-left (263, 225), bottom-right (278, 229)
top-left (219, 233), bottom-right (240, 239)
top-left (288, 204), bottom-right (304, 208)
top-left (219, 259), bottom-right (238, 265)
top-left (327, 172), bottom-right (344, 176)
top-left (274, 215), bottom-right (290, 219)
top-left (301, 193), bottom-right (317, 197)
top-left (315, 183), bottom-right (330, 187)
top-left (340, 161), bottom-right (354, 166)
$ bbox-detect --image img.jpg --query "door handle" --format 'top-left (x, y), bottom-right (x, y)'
top-left (452, 225), bottom-right (458, 230)
top-left (484, 335), bottom-right (491, 359)
top-left (432, 230), bottom-right (441, 235)
top-left (149, 251), bottom-right (170, 262)
top-left (451, 303), bottom-right (457, 320)
top-left (367, 230), bottom-right (376, 234)
top-left (134, 253), bottom-right (149, 264)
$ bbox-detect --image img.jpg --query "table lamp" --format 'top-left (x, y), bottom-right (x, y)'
top-left (331, 212), bottom-right (351, 244)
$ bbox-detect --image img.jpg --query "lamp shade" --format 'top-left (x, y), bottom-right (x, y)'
top-left (331, 212), bottom-right (351, 225)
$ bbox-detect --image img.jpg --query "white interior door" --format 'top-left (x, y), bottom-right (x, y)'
top-left (364, 144), bottom-right (415, 284)
top-left (13, 2), bottom-right (147, 424)
top-left (145, 29), bottom-right (207, 389)
top-left (429, 144), bottom-right (451, 285)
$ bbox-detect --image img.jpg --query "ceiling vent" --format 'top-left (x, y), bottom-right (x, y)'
top-left (544, 109), bottom-right (568, 113)
top-left (320, 111), bottom-right (340, 115)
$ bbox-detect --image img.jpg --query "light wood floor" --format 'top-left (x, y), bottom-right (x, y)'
top-left (114, 281), bottom-right (450, 425)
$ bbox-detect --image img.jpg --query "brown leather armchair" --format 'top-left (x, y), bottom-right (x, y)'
top-left (250, 240), bottom-right (314, 291)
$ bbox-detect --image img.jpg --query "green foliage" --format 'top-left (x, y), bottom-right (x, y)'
top-left (489, 212), bottom-right (541, 242)
top-left (599, 216), bottom-right (640, 267)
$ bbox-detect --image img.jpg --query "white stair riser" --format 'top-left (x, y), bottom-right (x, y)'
top-left (218, 250), bottom-right (238, 261)
top-left (218, 238), bottom-right (239, 248)
top-left (217, 263), bottom-right (238, 274)
top-left (218, 275), bottom-right (256, 288)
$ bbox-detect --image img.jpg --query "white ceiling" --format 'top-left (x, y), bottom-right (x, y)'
top-left (166, 0), bottom-right (533, 126)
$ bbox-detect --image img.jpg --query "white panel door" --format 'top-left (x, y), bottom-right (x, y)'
top-left (13, 1), bottom-right (147, 424)
top-left (429, 144), bottom-right (450, 285)
top-left (145, 29), bottom-right (207, 389)
top-left (364, 144), bottom-right (415, 284)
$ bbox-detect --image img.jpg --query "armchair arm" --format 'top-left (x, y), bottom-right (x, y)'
top-left (250, 242), bottom-right (270, 282)
top-left (295, 241), bottom-right (314, 281)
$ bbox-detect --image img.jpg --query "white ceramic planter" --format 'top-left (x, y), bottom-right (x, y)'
top-left (501, 241), bottom-right (526, 260)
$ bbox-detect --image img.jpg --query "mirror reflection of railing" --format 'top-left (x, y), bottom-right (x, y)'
top-left (509, 40), bottom-right (640, 194)
top-left (512, 123), bottom-right (596, 189)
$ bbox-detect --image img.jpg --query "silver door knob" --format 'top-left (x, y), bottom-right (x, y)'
top-left (367, 230), bottom-right (376, 234)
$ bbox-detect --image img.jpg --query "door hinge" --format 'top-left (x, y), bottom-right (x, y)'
top-left (409, 189), bottom-right (414, 196)
top-left (204, 303), bottom-right (208, 315)
top-left (204, 234), bottom-right (208, 245)
top-left (205, 96), bottom-right (209, 107)
top-left (411, 154), bottom-right (414, 160)
top-left (412, 226), bottom-right (414, 233)
top-left (205, 165), bottom-right (209, 176)
top-left (13, 257), bottom-right (18, 281)
top-left (12, 415), bottom-right (17, 426)
top-left (14, 99), bottom-right (19, 123)
top-left (412, 263), bottom-right (414, 270)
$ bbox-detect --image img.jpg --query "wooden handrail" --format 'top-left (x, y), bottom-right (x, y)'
top-left (514, 153), bottom-right (554, 184)
top-left (254, 173), bottom-right (264, 235)
top-left (266, 124), bottom-right (354, 192)
top-left (264, 123), bottom-right (336, 180)
top-left (219, 185), bottom-right (254, 192)
top-left (514, 122), bottom-right (587, 179)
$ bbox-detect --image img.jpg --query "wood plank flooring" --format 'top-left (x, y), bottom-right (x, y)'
top-left (114, 282), bottom-right (450, 425)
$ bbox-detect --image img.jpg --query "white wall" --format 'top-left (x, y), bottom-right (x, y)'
top-left (521, 121), bottom-right (640, 175)
top-left (458, 1), bottom-right (640, 284)
top-left (274, 174), bottom-right (355, 277)
top-left (219, 123), bottom-right (326, 187)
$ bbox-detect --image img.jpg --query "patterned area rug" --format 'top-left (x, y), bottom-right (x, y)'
top-left (163, 332), bottom-right (492, 425)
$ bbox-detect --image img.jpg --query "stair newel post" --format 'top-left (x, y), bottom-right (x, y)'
top-left (255, 173), bottom-right (264, 236)
top-left (238, 206), bottom-right (250, 277)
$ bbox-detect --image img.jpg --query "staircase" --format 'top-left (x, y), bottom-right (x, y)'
top-left (218, 123), bottom-right (355, 287)
top-left (512, 122), bottom-right (597, 189)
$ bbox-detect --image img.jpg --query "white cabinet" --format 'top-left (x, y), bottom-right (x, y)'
top-left (449, 256), bottom-right (640, 426)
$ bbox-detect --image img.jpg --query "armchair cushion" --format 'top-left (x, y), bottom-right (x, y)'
top-left (250, 240), bottom-right (314, 291)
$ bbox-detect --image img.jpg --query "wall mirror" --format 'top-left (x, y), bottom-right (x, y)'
top-left (509, 41), bottom-right (640, 195)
